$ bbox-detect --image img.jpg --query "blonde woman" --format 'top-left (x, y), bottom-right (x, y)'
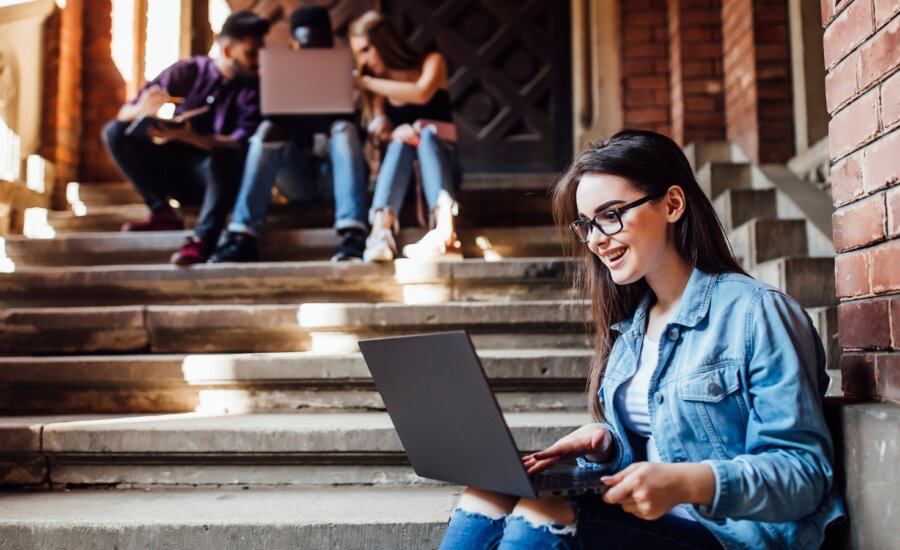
top-left (350, 11), bottom-right (462, 262)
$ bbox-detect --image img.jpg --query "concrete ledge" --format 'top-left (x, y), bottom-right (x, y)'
top-left (0, 485), bottom-right (456, 549)
top-left (749, 257), bottom-right (837, 308)
top-left (3, 226), bottom-right (562, 267)
top-left (0, 258), bottom-right (570, 307)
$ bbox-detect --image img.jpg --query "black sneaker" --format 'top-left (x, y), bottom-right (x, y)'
top-left (331, 229), bottom-right (366, 262)
top-left (207, 231), bottom-right (260, 263)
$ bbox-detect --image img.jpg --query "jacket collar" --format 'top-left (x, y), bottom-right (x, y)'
top-left (611, 268), bottom-right (717, 335)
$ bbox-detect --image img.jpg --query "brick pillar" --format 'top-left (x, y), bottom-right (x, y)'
top-left (80, 0), bottom-right (127, 183)
top-left (721, 0), bottom-right (795, 162)
top-left (667, 0), bottom-right (726, 145)
top-left (40, 0), bottom-right (84, 198)
top-left (824, 0), bottom-right (900, 403)
top-left (621, 0), bottom-right (672, 136)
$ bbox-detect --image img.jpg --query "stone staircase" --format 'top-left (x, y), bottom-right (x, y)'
top-left (0, 156), bottom-right (851, 548)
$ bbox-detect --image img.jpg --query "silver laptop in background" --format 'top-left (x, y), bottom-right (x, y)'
top-left (260, 48), bottom-right (355, 115)
top-left (358, 331), bottom-right (609, 499)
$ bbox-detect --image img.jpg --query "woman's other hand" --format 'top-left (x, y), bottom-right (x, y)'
top-left (521, 423), bottom-right (611, 475)
top-left (391, 123), bottom-right (420, 146)
top-left (601, 462), bottom-right (715, 520)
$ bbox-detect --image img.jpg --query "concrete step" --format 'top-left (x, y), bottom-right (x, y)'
top-left (0, 411), bottom-right (588, 486)
top-left (0, 301), bottom-right (591, 355)
top-left (824, 400), bottom-right (900, 550)
top-left (0, 485), bottom-right (456, 548)
top-left (1, 225), bottom-right (562, 267)
top-left (712, 188), bottom-right (777, 232)
top-left (749, 256), bottom-right (837, 308)
top-left (728, 218), bottom-right (808, 269)
top-left (696, 161), bottom-right (755, 200)
top-left (51, 176), bottom-right (557, 234)
top-left (807, 306), bottom-right (841, 372)
top-left (0, 258), bottom-right (571, 307)
top-left (68, 174), bottom-right (556, 208)
top-left (0, 349), bottom-right (592, 414)
top-left (683, 141), bottom-right (745, 172)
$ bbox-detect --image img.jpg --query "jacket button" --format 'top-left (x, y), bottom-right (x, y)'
top-left (708, 382), bottom-right (723, 396)
top-left (655, 392), bottom-right (664, 404)
top-left (667, 327), bottom-right (679, 340)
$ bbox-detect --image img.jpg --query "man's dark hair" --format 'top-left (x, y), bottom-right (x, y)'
top-left (289, 6), bottom-right (334, 47)
top-left (218, 11), bottom-right (270, 42)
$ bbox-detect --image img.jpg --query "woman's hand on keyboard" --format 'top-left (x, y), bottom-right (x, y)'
top-left (521, 423), bottom-right (612, 475)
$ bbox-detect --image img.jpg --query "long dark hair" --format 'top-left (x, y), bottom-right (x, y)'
top-left (550, 130), bottom-right (746, 421)
top-left (349, 10), bottom-right (424, 124)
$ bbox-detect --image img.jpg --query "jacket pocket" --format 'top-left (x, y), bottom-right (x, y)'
top-left (677, 364), bottom-right (747, 458)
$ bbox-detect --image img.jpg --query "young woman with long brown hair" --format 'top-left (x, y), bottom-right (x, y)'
top-left (349, 10), bottom-right (462, 262)
top-left (438, 130), bottom-right (844, 549)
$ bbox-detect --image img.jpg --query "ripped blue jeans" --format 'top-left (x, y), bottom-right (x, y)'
top-left (438, 498), bottom-right (722, 550)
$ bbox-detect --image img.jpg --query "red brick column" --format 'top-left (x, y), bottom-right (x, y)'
top-left (824, 0), bottom-right (900, 403)
top-left (621, 0), bottom-right (672, 136)
top-left (80, 0), bottom-right (127, 183)
top-left (667, 0), bottom-right (726, 144)
top-left (40, 1), bottom-right (84, 193)
top-left (721, 0), bottom-right (795, 162)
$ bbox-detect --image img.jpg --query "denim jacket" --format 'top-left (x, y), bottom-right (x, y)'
top-left (578, 269), bottom-right (845, 549)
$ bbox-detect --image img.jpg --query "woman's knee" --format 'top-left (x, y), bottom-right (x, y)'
top-left (456, 487), bottom-right (518, 517)
top-left (512, 496), bottom-right (576, 527)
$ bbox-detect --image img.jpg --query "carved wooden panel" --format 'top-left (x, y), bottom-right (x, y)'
top-left (384, 0), bottom-right (572, 173)
top-left (225, 0), bottom-right (378, 47)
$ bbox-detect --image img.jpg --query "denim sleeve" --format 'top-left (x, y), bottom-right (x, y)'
top-left (576, 423), bottom-right (627, 473)
top-left (699, 290), bottom-right (834, 522)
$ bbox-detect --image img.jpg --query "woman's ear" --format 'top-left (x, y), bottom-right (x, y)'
top-left (665, 185), bottom-right (687, 223)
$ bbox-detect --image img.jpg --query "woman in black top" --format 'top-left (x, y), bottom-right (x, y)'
top-left (350, 10), bottom-right (462, 262)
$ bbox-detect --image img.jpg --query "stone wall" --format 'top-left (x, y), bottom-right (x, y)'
top-left (823, 0), bottom-right (900, 403)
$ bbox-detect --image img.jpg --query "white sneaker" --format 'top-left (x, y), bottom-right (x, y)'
top-left (402, 229), bottom-right (463, 261)
top-left (363, 227), bottom-right (397, 262)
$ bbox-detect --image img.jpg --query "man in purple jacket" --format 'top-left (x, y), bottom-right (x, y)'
top-left (102, 12), bottom-right (269, 265)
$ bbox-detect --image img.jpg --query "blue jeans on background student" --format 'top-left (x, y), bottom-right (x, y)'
top-left (438, 497), bottom-right (722, 550)
top-left (368, 124), bottom-right (461, 223)
top-left (228, 120), bottom-right (367, 237)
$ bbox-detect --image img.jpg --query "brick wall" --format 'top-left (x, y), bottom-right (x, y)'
top-left (722, 0), bottom-right (795, 163)
top-left (621, 0), bottom-right (672, 136)
top-left (40, 1), bottom-right (84, 194)
top-left (824, 0), bottom-right (900, 404)
top-left (79, 0), bottom-right (127, 183)
top-left (667, 0), bottom-right (726, 144)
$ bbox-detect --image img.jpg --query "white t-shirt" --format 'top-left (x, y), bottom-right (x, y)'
top-left (614, 335), bottom-right (696, 521)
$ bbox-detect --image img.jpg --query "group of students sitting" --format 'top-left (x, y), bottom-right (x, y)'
top-left (104, 7), bottom-right (847, 549)
top-left (104, 8), bottom-right (461, 266)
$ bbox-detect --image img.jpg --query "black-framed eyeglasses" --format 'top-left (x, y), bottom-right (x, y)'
top-left (569, 193), bottom-right (662, 242)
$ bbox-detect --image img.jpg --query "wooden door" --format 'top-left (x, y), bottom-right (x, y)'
top-left (383, 0), bottom-right (573, 173)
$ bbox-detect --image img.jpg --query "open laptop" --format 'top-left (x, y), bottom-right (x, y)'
top-left (259, 48), bottom-right (355, 115)
top-left (358, 331), bottom-right (609, 498)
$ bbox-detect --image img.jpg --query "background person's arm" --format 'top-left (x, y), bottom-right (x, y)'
top-left (359, 52), bottom-right (447, 105)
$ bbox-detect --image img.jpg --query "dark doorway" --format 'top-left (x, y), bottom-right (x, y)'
top-left (382, 0), bottom-right (573, 173)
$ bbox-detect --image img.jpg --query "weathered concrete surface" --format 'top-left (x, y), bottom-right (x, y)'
top-left (712, 188), bottom-right (776, 232)
top-left (0, 416), bottom-right (104, 485)
top-left (0, 486), bottom-right (457, 549)
top-left (826, 401), bottom-right (900, 550)
top-left (0, 350), bottom-right (591, 414)
top-left (0, 306), bottom-right (147, 355)
top-left (749, 256), bottom-right (837, 308)
top-left (696, 161), bottom-right (753, 200)
top-left (728, 218), bottom-right (808, 269)
top-left (40, 412), bottom-right (587, 454)
top-left (0, 258), bottom-right (569, 307)
top-left (3, 226), bottom-right (562, 267)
